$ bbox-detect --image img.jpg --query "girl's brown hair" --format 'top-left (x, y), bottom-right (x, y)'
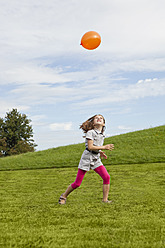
top-left (80, 114), bottom-right (105, 133)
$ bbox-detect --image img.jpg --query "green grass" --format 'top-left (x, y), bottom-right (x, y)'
top-left (0, 125), bottom-right (165, 171)
top-left (0, 125), bottom-right (165, 247)
top-left (0, 163), bottom-right (164, 248)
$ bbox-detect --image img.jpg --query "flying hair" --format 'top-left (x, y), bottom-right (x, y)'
top-left (80, 114), bottom-right (105, 133)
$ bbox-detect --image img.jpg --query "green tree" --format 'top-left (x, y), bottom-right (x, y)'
top-left (0, 109), bottom-right (37, 156)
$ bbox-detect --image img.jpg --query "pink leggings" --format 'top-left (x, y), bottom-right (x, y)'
top-left (71, 165), bottom-right (110, 189)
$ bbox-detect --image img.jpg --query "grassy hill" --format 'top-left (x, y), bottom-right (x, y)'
top-left (0, 125), bottom-right (165, 171)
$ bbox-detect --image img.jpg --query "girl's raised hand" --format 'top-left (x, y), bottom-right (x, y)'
top-left (104, 144), bottom-right (114, 150)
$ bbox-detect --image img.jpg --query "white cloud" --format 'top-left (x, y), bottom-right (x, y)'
top-left (70, 78), bottom-right (165, 109)
top-left (137, 78), bottom-right (158, 84)
top-left (118, 125), bottom-right (132, 131)
top-left (49, 122), bottom-right (72, 131)
top-left (0, 63), bottom-right (69, 85)
top-left (1, 66), bottom-right (165, 112)
top-left (0, 99), bottom-right (30, 117)
top-left (30, 115), bottom-right (47, 126)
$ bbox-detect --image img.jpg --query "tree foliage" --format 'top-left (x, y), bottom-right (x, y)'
top-left (0, 109), bottom-right (37, 156)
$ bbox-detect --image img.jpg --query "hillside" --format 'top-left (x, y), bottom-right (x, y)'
top-left (0, 125), bottom-right (165, 171)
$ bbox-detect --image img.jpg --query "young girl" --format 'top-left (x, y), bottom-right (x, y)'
top-left (58, 114), bottom-right (114, 204)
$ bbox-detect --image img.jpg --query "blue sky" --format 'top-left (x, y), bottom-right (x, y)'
top-left (0, 0), bottom-right (165, 150)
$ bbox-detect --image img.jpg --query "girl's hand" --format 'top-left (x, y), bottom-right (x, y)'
top-left (100, 150), bottom-right (107, 159)
top-left (104, 144), bottom-right (114, 150)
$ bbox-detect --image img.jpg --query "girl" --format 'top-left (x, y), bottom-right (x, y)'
top-left (58, 114), bottom-right (114, 204)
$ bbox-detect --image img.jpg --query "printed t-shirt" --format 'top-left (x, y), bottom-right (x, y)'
top-left (78, 129), bottom-right (105, 171)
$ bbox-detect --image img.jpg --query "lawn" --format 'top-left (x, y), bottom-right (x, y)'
top-left (0, 162), bottom-right (164, 248)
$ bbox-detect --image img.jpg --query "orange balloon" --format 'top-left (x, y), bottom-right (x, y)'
top-left (80, 31), bottom-right (101, 50)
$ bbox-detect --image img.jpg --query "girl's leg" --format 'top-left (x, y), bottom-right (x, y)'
top-left (62, 169), bottom-right (87, 200)
top-left (94, 165), bottom-right (111, 202)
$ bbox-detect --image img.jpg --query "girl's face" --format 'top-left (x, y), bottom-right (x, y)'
top-left (93, 115), bottom-right (105, 127)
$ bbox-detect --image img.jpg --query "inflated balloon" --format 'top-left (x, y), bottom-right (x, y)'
top-left (80, 31), bottom-right (101, 50)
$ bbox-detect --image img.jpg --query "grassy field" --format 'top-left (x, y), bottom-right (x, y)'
top-left (0, 126), bottom-right (165, 247)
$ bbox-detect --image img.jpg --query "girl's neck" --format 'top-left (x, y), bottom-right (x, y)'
top-left (94, 125), bottom-right (102, 132)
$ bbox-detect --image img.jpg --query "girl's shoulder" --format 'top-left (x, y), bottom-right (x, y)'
top-left (86, 129), bottom-right (96, 139)
top-left (86, 129), bottom-right (95, 135)
top-left (86, 129), bottom-right (95, 133)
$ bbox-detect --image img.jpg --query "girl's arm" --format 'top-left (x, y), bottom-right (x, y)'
top-left (87, 139), bottom-right (114, 151)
